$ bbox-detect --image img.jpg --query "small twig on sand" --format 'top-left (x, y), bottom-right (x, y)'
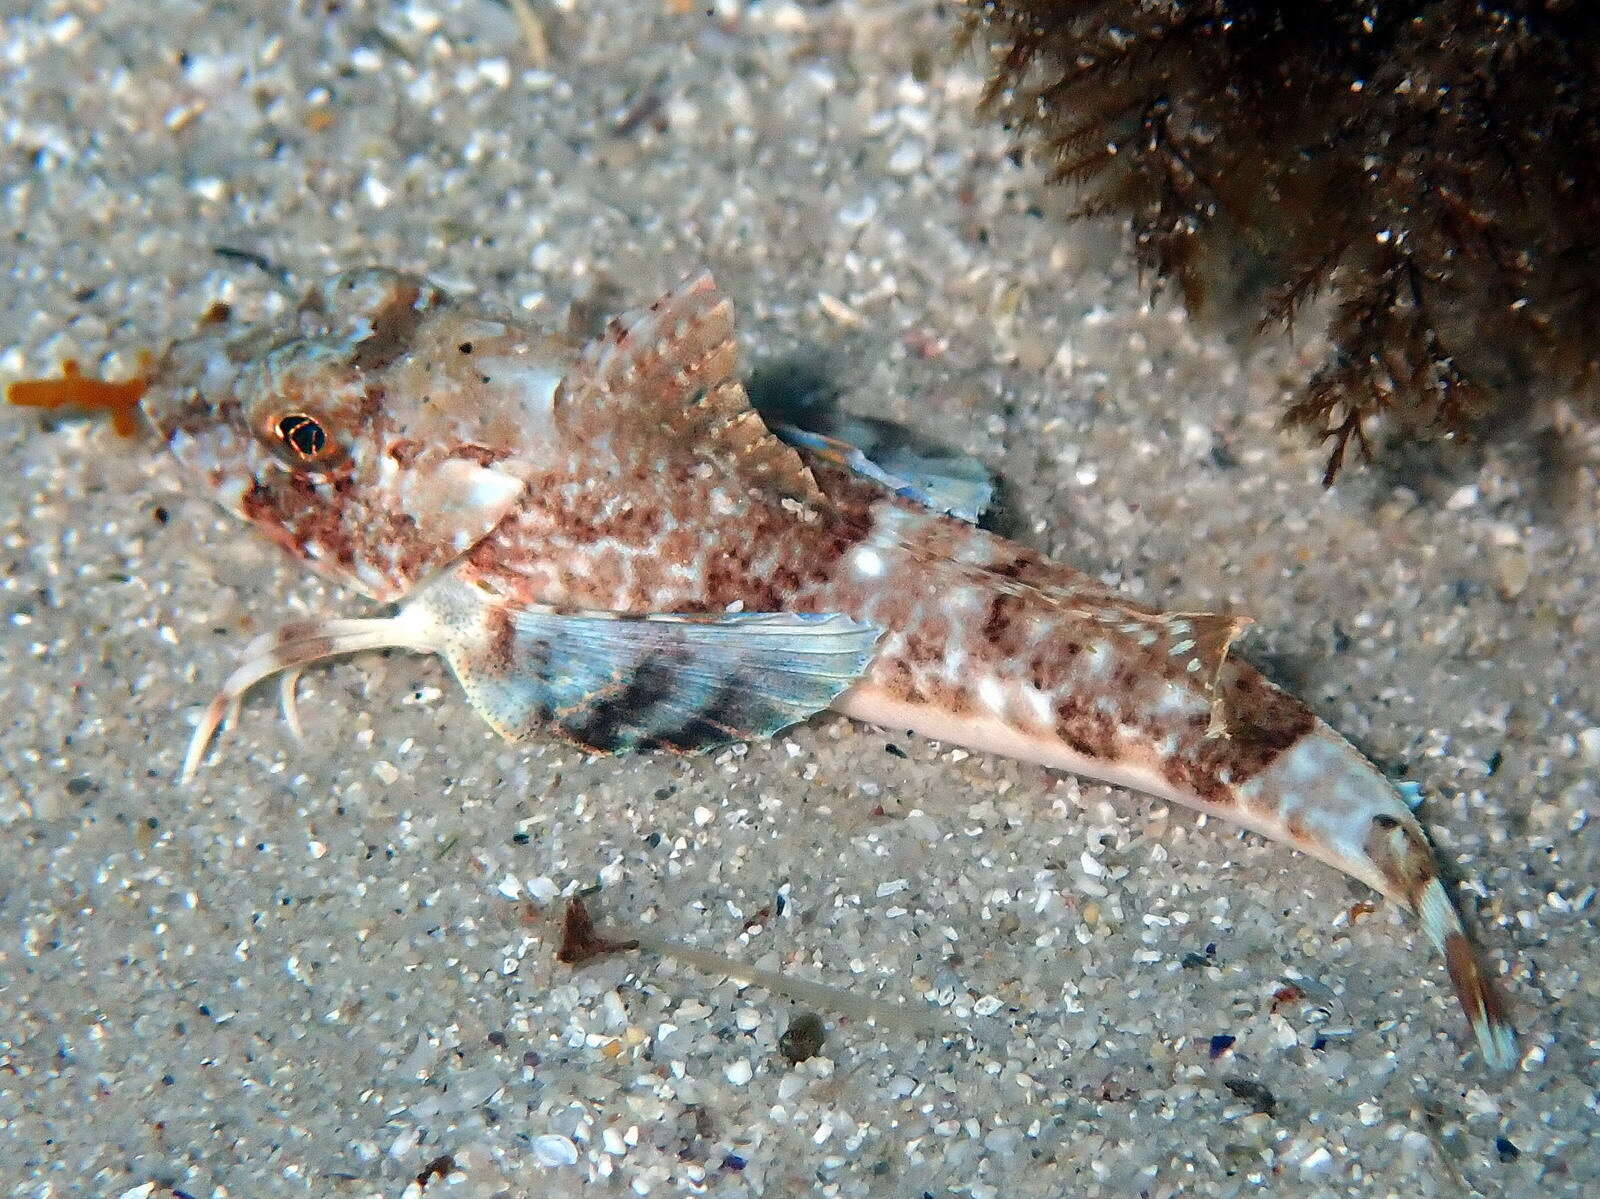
top-left (555, 897), bottom-right (958, 1037)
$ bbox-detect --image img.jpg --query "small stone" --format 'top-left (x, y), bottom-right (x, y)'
top-left (1222, 1077), bottom-right (1276, 1116)
top-left (1299, 1146), bottom-right (1334, 1177)
top-left (1495, 551), bottom-right (1531, 599)
top-left (1578, 728), bottom-right (1600, 767)
top-left (532, 1134), bottom-right (578, 1168)
top-left (779, 1011), bottom-right (827, 1063)
top-left (887, 140), bottom-right (924, 174)
top-left (839, 195), bottom-right (878, 227)
top-left (725, 1059), bottom-right (754, 1086)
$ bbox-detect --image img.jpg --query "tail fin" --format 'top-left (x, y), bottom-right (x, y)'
top-left (1415, 877), bottom-right (1517, 1069)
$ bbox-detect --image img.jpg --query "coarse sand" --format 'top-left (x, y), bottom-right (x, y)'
top-left (1, 3), bottom-right (1595, 1196)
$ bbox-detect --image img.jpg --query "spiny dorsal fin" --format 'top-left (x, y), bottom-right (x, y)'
top-left (567, 271), bottom-right (824, 505)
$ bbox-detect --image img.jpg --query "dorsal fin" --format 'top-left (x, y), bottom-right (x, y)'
top-left (947, 552), bottom-right (1251, 733)
top-left (1080, 603), bottom-right (1251, 736)
top-left (566, 271), bottom-right (824, 505)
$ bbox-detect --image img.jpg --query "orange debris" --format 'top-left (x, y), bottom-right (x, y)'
top-left (6, 357), bottom-right (150, 438)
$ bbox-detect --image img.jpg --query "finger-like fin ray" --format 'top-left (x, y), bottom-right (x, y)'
top-left (180, 614), bottom-right (441, 781)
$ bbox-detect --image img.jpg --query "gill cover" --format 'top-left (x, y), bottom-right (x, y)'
top-left (141, 269), bottom-right (559, 601)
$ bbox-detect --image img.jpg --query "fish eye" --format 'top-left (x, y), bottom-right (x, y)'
top-left (273, 412), bottom-right (336, 462)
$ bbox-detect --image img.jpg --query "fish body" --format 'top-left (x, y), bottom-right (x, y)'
top-left (132, 267), bottom-right (1512, 1067)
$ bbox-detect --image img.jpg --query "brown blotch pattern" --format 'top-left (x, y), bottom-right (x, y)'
top-left (1164, 672), bottom-right (1317, 804)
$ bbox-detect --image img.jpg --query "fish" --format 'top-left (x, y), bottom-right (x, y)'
top-left (9, 266), bottom-right (1515, 1068)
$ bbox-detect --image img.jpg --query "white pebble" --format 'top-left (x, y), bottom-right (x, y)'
top-left (1579, 727), bottom-right (1600, 766)
top-left (363, 175), bottom-right (393, 208)
top-left (532, 1133), bottom-right (579, 1168)
top-left (839, 195), bottom-right (878, 227)
top-left (530, 242), bottom-right (559, 271)
top-left (1299, 1146), bottom-right (1334, 1176)
top-left (478, 57), bottom-right (511, 89)
top-left (725, 1059), bottom-right (754, 1086)
top-left (887, 140), bottom-right (924, 174)
top-left (906, 811), bottom-right (941, 843)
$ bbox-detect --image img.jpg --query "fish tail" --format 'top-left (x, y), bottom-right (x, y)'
top-left (1413, 874), bottom-right (1517, 1070)
top-left (1216, 720), bottom-right (1518, 1071)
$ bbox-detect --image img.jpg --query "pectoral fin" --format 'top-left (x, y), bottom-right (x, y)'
top-left (413, 577), bottom-right (881, 753)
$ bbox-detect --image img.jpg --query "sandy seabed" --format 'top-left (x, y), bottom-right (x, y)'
top-left (1, 2), bottom-right (1595, 1196)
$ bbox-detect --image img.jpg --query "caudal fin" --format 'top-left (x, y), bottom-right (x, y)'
top-left (1415, 877), bottom-right (1517, 1070)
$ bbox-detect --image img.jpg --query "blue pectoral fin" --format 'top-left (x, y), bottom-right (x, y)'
top-left (432, 588), bottom-right (882, 754)
top-left (772, 421), bottom-right (995, 523)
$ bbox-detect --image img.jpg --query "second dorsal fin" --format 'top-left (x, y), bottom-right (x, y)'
top-left (566, 271), bottom-right (824, 505)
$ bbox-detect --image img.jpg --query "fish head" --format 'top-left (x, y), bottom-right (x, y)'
top-left (142, 268), bottom-right (568, 602)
